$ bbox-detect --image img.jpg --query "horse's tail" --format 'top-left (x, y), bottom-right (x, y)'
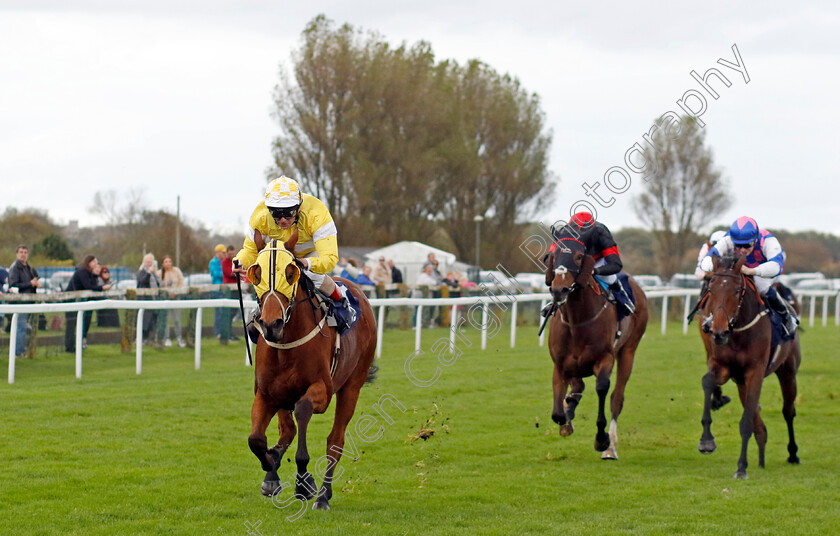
top-left (365, 364), bottom-right (379, 384)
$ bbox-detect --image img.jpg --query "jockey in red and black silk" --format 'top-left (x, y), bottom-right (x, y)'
top-left (550, 212), bottom-right (634, 314)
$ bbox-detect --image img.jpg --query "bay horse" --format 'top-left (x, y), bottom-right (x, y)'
top-left (545, 238), bottom-right (648, 459)
top-left (245, 237), bottom-right (377, 510)
top-left (698, 254), bottom-right (801, 479)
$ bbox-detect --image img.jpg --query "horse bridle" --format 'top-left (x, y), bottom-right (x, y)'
top-left (253, 241), bottom-right (331, 350)
top-left (708, 271), bottom-right (748, 331)
top-left (257, 241), bottom-right (300, 326)
top-left (551, 264), bottom-right (610, 328)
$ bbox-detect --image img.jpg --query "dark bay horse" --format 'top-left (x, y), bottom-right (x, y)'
top-left (246, 238), bottom-right (377, 510)
top-left (698, 254), bottom-right (801, 478)
top-left (545, 238), bottom-right (648, 459)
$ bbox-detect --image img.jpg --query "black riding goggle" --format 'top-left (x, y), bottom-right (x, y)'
top-left (733, 241), bottom-right (755, 250)
top-left (268, 205), bottom-right (299, 220)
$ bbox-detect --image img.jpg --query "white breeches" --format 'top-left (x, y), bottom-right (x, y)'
top-left (755, 275), bottom-right (777, 295)
top-left (593, 258), bottom-right (617, 285)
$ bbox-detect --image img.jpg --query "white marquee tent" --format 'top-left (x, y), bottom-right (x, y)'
top-left (364, 241), bottom-right (457, 285)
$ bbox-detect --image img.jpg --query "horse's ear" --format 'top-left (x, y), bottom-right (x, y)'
top-left (284, 228), bottom-right (298, 253)
top-left (576, 255), bottom-right (595, 285)
top-left (247, 264), bottom-right (261, 285)
top-left (544, 251), bottom-right (554, 286)
top-left (285, 263), bottom-right (300, 286)
top-left (711, 253), bottom-right (720, 271)
top-left (734, 255), bottom-right (747, 273)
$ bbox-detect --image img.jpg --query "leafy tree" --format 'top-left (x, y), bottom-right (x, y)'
top-left (633, 116), bottom-right (731, 279)
top-left (0, 208), bottom-right (64, 266)
top-left (33, 233), bottom-right (74, 261)
top-left (270, 15), bottom-right (554, 268)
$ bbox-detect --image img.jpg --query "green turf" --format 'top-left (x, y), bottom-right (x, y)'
top-left (1, 321), bottom-right (838, 535)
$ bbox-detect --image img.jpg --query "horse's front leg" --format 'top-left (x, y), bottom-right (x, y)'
top-left (261, 410), bottom-right (296, 497)
top-left (248, 392), bottom-right (278, 479)
top-left (564, 377), bottom-right (585, 424)
top-left (593, 355), bottom-right (615, 452)
top-left (699, 372), bottom-right (719, 454)
top-left (293, 382), bottom-right (329, 500)
top-left (551, 362), bottom-right (571, 436)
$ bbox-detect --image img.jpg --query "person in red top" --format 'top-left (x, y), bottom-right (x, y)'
top-left (221, 245), bottom-right (237, 284)
top-left (547, 211), bottom-right (634, 314)
top-left (220, 245), bottom-right (240, 339)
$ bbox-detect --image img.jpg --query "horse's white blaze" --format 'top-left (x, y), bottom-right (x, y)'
top-left (554, 265), bottom-right (568, 276)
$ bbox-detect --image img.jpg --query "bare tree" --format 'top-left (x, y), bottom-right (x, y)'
top-left (633, 116), bottom-right (731, 279)
top-left (89, 188), bottom-right (148, 226)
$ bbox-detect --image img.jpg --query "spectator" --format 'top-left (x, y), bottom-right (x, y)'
top-left (422, 253), bottom-right (443, 283)
top-left (372, 256), bottom-right (392, 286)
top-left (356, 265), bottom-right (375, 286)
top-left (209, 244), bottom-right (225, 338)
top-left (0, 265), bottom-right (8, 332)
top-left (222, 245), bottom-right (238, 284)
top-left (159, 255), bottom-right (186, 347)
top-left (415, 264), bottom-right (438, 287)
top-left (338, 258), bottom-right (360, 283)
top-left (0, 266), bottom-right (8, 293)
top-left (220, 245), bottom-right (239, 341)
top-left (442, 271), bottom-right (460, 289)
top-left (413, 264), bottom-right (440, 328)
top-left (64, 255), bottom-right (110, 352)
top-left (458, 272), bottom-right (477, 287)
top-left (136, 253), bottom-right (161, 345)
top-left (96, 265), bottom-right (120, 328)
top-left (387, 259), bottom-right (403, 284)
top-left (8, 245), bottom-right (41, 358)
top-left (98, 266), bottom-right (112, 287)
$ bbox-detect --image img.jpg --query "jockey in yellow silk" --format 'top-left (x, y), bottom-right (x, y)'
top-left (235, 176), bottom-right (356, 331)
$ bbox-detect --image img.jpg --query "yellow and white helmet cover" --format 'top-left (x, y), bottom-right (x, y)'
top-left (264, 176), bottom-right (303, 208)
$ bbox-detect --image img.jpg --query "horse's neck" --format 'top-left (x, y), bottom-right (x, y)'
top-left (286, 288), bottom-right (320, 333)
top-left (737, 277), bottom-right (763, 323)
top-left (565, 278), bottom-right (604, 319)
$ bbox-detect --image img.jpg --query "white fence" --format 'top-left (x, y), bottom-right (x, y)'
top-left (2, 288), bottom-right (838, 384)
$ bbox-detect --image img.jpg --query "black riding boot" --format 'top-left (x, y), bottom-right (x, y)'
top-left (609, 281), bottom-right (635, 315)
top-left (765, 287), bottom-right (798, 335)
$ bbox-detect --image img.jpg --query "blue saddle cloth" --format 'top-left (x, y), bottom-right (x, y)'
top-left (595, 273), bottom-right (636, 322)
top-left (768, 307), bottom-right (795, 349)
top-left (334, 282), bottom-right (362, 333)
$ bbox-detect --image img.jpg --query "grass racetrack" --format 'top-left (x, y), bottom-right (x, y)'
top-left (2, 321), bottom-right (839, 535)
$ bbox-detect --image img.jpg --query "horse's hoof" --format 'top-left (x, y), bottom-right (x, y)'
top-left (698, 439), bottom-right (717, 454)
top-left (559, 423), bottom-right (574, 437)
top-left (594, 436), bottom-right (610, 452)
top-left (601, 446), bottom-right (618, 460)
top-left (551, 411), bottom-right (563, 425)
top-left (312, 499), bottom-right (330, 511)
top-left (295, 473), bottom-right (317, 500)
top-left (733, 471), bottom-right (748, 479)
top-left (788, 455), bottom-right (800, 465)
top-left (261, 480), bottom-right (281, 497)
top-left (711, 395), bottom-right (731, 411)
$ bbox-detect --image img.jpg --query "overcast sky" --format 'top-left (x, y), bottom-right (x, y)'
top-left (2, 1), bottom-right (838, 241)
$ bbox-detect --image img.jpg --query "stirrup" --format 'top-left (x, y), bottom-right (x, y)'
top-left (340, 296), bottom-right (357, 324)
top-left (783, 314), bottom-right (799, 336)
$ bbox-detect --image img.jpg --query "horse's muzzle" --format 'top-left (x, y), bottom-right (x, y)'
top-left (551, 287), bottom-right (571, 306)
top-left (712, 330), bottom-right (731, 346)
top-left (259, 318), bottom-right (286, 344)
